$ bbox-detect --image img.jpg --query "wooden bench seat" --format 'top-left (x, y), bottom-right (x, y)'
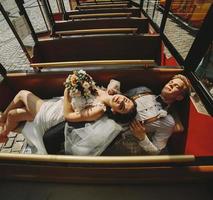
top-left (53, 18), bottom-right (149, 36)
top-left (1, 68), bottom-right (185, 155)
top-left (69, 12), bottom-right (132, 19)
top-left (77, 0), bottom-right (130, 5)
top-left (76, 3), bottom-right (130, 10)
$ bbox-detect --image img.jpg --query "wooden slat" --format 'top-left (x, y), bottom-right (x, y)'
top-left (80, 0), bottom-right (129, 4)
top-left (77, 3), bottom-right (128, 9)
top-left (30, 60), bottom-right (156, 68)
top-left (69, 12), bottom-right (132, 19)
top-left (0, 153), bottom-right (195, 164)
top-left (55, 28), bottom-right (138, 36)
top-left (54, 18), bottom-right (149, 34)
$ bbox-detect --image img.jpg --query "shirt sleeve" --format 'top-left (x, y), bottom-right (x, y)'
top-left (138, 135), bottom-right (160, 154)
top-left (138, 115), bottom-right (175, 155)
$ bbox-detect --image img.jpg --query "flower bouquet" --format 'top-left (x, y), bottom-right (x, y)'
top-left (64, 70), bottom-right (97, 111)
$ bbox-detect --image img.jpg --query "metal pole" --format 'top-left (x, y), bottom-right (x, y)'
top-left (41, 0), bottom-right (56, 33)
top-left (146, 0), bottom-right (150, 13)
top-left (160, 0), bottom-right (172, 33)
top-left (139, 0), bottom-right (144, 12)
top-left (37, 0), bottom-right (49, 31)
top-left (56, 0), bottom-right (62, 12)
top-left (184, 4), bottom-right (213, 72)
top-left (15, 0), bottom-right (38, 43)
top-left (0, 3), bottom-right (32, 62)
top-left (59, 0), bottom-right (69, 20)
top-left (152, 0), bottom-right (158, 20)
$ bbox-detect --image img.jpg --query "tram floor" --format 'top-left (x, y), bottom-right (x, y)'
top-left (0, 180), bottom-right (212, 200)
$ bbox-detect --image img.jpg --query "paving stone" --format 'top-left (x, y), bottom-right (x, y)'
top-left (4, 137), bottom-right (14, 148)
top-left (0, 148), bottom-right (11, 153)
top-left (7, 131), bottom-right (17, 138)
top-left (15, 134), bottom-right (25, 142)
top-left (11, 141), bottom-right (23, 152)
top-left (0, 142), bottom-right (4, 149)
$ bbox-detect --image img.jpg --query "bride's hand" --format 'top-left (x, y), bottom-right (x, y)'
top-left (107, 79), bottom-right (121, 95)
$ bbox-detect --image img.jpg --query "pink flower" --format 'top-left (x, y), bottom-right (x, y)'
top-left (71, 74), bottom-right (78, 86)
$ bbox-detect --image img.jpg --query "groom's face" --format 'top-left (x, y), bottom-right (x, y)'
top-left (111, 94), bottom-right (134, 114)
top-left (161, 78), bottom-right (185, 103)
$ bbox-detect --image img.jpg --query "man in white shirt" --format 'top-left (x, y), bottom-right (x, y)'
top-left (107, 74), bottom-right (191, 155)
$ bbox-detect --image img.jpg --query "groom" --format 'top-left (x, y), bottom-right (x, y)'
top-left (106, 74), bottom-right (191, 155)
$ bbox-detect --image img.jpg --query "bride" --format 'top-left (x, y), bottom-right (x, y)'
top-left (0, 71), bottom-right (137, 150)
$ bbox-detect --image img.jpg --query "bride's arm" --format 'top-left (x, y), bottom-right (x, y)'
top-left (65, 106), bottom-right (105, 122)
top-left (63, 88), bottom-right (104, 122)
top-left (63, 88), bottom-right (74, 114)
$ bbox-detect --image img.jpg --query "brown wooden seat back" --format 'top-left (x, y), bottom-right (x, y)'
top-left (67, 7), bottom-right (141, 18)
top-left (54, 18), bottom-right (149, 34)
top-left (33, 35), bottom-right (161, 64)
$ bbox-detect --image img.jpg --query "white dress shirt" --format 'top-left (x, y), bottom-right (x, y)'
top-left (125, 86), bottom-right (175, 154)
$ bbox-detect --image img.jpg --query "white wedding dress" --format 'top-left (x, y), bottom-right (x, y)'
top-left (22, 97), bottom-right (64, 154)
top-left (22, 96), bottom-right (122, 155)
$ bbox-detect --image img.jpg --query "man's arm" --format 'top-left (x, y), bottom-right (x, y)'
top-left (130, 119), bottom-right (160, 154)
top-left (130, 116), bottom-right (175, 154)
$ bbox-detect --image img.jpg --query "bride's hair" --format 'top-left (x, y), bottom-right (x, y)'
top-left (106, 98), bottom-right (137, 124)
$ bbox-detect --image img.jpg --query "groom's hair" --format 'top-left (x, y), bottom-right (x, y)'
top-left (106, 98), bottom-right (137, 124)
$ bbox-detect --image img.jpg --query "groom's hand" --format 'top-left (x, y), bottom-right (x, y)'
top-left (130, 119), bottom-right (146, 141)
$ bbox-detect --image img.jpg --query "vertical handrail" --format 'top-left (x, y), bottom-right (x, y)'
top-left (152, 0), bottom-right (158, 20)
top-left (139, 0), bottom-right (144, 12)
top-left (146, 0), bottom-right (150, 13)
top-left (0, 3), bottom-right (32, 62)
top-left (184, 4), bottom-right (213, 72)
top-left (160, 0), bottom-right (172, 33)
top-left (15, 0), bottom-right (38, 44)
top-left (59, 0), bottom-right (69, 20)
top-left (56, 0), bottom-right (62, 12)
top-left (37, 0), bottom-right (49, 31)
top-left (42, 0), bottom-right (56, 33)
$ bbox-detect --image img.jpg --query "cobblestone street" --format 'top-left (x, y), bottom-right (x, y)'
top-left (0, 0), bottom-right (195, 71)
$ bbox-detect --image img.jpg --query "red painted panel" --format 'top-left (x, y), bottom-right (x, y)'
top-left (185, 100), bottom-right (213, 156)
top-left (161, 43), bottom-right (179, 66)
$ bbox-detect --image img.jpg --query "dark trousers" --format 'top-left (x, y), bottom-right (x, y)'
top-left (43, 121), bottom-right (86, 154)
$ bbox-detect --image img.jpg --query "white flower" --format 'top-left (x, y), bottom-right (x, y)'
top-left (78, 70), bottom-right (86, 75)
top-left (158, 110), bottom-right (167, 118)
top-left (83, 81), bottom-right (90, 89)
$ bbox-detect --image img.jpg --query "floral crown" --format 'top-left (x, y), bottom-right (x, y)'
top-left (64, 70), bottom-right (97, 99)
